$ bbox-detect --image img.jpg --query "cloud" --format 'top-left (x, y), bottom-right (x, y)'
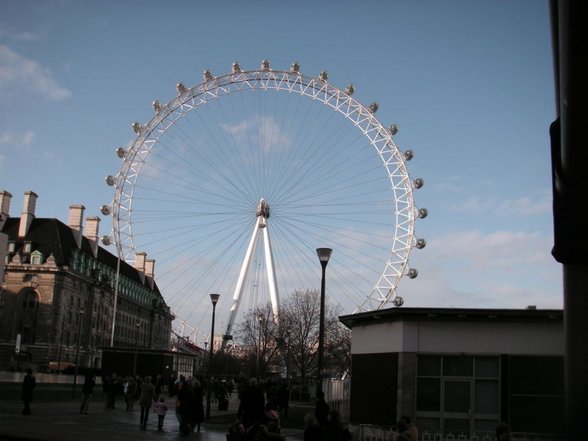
top-left (221, 116), bottom-right (292, 154)
top-left (496, 194), bottom-right (551, 216)
top-left (0, 23), bottom-right (42, 42)
top-left (446, 193), bottom-right (551, 217)
top-left (0, 130), bottom-right (35, 152)
top-left (399, 228), bottom-right (562, 309)
top-left (0, 45), bottom-right (71, 100)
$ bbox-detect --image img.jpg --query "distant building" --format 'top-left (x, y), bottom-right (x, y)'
top-left (0, 190), bottom-right (174, 372)
top-left (339, 306), bottom-right (564, 439)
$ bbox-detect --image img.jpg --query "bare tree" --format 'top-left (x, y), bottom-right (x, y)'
top-left (277, 289), bottom-right (343, 384)
top-left (236, 303), bottom-right (281, 378)
top-left (234, 290), bottom-right (351, 383)
top-left (325, 321), bottom-right (352, 379)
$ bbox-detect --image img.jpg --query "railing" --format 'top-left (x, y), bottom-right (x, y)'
top-left (355, 426), bottom-right (564, 441)
top-left (324, 378), bottom-right (351, 423)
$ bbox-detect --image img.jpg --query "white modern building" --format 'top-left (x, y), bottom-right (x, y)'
top-left (339, 306), bottom-right (564, 439)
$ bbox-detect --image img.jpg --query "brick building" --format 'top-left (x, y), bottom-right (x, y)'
top-left (0, 190), bottom-right (174, 372)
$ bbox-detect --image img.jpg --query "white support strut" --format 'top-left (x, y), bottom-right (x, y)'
top-left (221, 199), bottom-right (279, 350)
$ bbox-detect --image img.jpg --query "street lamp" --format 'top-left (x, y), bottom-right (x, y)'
top-left (72, 309), bottom-right (84, 397)
top-left (133, 321), bottom-right (141, 377)
top-left (316, 247), bottom-right (332, 394)
top-left (205, 293), bottom-right (220, 420)
top-left (257, 313), bottom-right (264, 378)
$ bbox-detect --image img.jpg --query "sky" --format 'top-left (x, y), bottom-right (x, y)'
top-left (0, 0), bottom-right (562, 344)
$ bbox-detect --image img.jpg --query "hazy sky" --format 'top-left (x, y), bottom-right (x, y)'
top-left (0, 0), bottom-right (561, 344)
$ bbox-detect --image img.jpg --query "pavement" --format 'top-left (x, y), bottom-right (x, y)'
top-left (0, 393), bottom-right (306, 441)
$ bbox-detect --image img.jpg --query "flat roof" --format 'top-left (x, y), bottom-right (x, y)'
top-left (339, 306), bottom-right (563, 328)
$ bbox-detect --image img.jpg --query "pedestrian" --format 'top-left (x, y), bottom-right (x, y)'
top-left (22, 368), bottom-right (36, 415)
top-left (153, 397), bottom-right (169, 431)
top-left (396, 418), bottom-right (411, 441)
top-left (123, 375), bottom-right (137, 411)
top-left (399, 415), bottom-right (418, 441)
top-left (237, 377), bottom-right (266, 430)
top-left (190, 378), bottom-right (205, 432)
top-left (277, 380), bottom-right (290, 422)
top-left (80, 372), bottom-right (96, 415)
top-left (154, 373), bottom-right (163, 399)
top-left (495, 422), bottom-right (512, 441)
top-left (104, 372), bottom-right (120, 409)
top-left (325, 410), bottom-right (352, 441)
top-left (314, 390), bottom-right (329, 428)
top-left (138, 375), bottom-right (157, 429)
top-left (304, 412), bottom-right (324, 441)
top-left (175, 379), bottom-right (191, 436)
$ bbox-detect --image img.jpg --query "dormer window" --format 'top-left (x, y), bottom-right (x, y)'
top-left (30, 250), bottom-right (44, 265)
top-left (8, 241), bottom-right (15, 253)
top-left (23, 241), bottom-right (32, 253)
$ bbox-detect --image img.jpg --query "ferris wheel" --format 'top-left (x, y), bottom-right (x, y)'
top-left (101, 60), bottom-right (427, 345)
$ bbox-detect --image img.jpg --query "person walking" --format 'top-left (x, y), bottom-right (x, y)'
top-left (104, 372), bottom-right (120, 409)
top-left (138, 375), bottom-right (157, 429)
top-left (399, 415), bottom-right (418, 441)
top-left (304, 412), bottom-right (324, 441)
top-left (123, 375), bottom-right (138, 411)
top-left (175, 379), bottom-right (192, 436)
top-left (314, 390), bottom-right (330, 428)
top-left (153, 397), bottom-right (169, 431)
top-left (325, 410), bottom-right (352, 441)
top-left (80, 373), bottom-right (96, 415)
top-left (190, 378), bottom-right (205, 432)
top-left (237, 377), bottom-right (266, 430)
top-left (22, 368), bottom-right (36, 415)
top-left (154, 374), bottom-right (163, 399)
top-left (277, 380), bottom-right (290, 423)
top-left (495, 422), bottom-right (512, 441)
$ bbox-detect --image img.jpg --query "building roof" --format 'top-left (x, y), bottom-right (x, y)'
top-left (339, 306), bottom-right (563, 328)
top-left (2, 216), bottom-right (162, 297)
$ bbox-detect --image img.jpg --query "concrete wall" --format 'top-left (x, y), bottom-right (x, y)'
top-left (351, 320), bottom-right (563, 356)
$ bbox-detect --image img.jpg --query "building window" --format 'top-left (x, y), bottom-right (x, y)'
top-left (30, 251), bottom-right (44, 265)
top-left (508, 355), bottom-right (564, 434)
top-left (416, 355), bottom-right (500, 437)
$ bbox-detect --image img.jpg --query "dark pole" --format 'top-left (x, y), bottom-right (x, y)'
top-left (549, 2), bottom-right (588, 438)
top-left (206, 293), bottom-right (220, 420)
top-left (257, 314), bottom-right (263, 378)
top-left (286, 331), bottom-right (291, 384)
top-left (316, 248), bottom-right (332, 395)
top-left (72, 310), bottom-right (84, 398)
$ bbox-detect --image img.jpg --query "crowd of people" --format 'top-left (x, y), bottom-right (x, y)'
top-left (228, 377), bottom-right (352, 441)
top-left (18, 369), bottom-right (513, 441)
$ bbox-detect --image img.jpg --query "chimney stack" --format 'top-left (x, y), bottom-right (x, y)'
top-left (68, 205), bottom-right (85, 249)
top-left (85, 216), bottom-right (100, 257)
top-left (0, 190), bottom-right (12, 230)
top-left (18, 191), bottom-right (38, 238)
top-left (145, 258), bottom-right (155, 289)
top-left (135, 251), bottom-right (146, 284)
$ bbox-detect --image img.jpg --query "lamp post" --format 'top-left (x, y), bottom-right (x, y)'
top-left (257, 313), bottom-right (263, 378)
top-left (286, 331), bottom-right (291, 386)
top-left (205, 293), bottom-right (220, 420)
top-left (316, 247), bottom-right (332, 394)
top-left (133, 321), bottom-right (141, 377)
top-left (72, 309), bottom-right (84, 398)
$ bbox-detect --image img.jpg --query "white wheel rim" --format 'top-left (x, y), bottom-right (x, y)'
top-left (109, 65), bottom-right (421, 331)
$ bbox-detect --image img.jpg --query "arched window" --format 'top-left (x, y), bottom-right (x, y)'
top-left (20, 289), bottom-right (39, 344)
